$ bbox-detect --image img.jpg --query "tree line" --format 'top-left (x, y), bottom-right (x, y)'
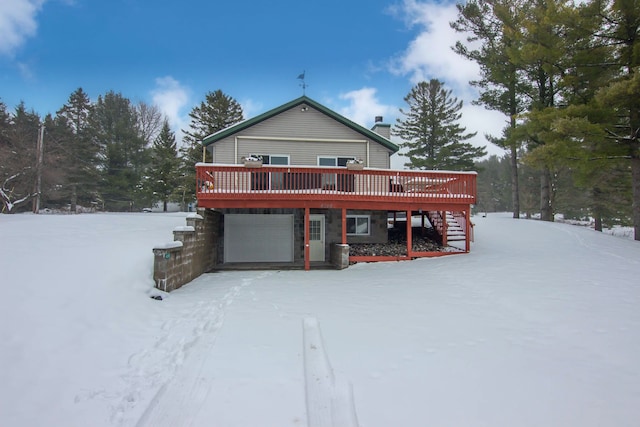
top-left (452, 0), bottom-right (640, 240)
top-left (2, 0), bottom-right (638, 241)
top-left (0, 89), bottom-right (243, 213)
top-left (1, 78), bottom-right (486, 215)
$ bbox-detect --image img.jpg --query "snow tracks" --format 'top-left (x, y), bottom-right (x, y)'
top-left (131, 273), bottom-right (267, 427)
top-left (125, 273), bottom-right (359, 427)
top-left (303, 317), bottom-right (360, 427)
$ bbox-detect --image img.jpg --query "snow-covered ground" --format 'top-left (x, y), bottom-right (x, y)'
top-left (1, 212), bottom-right (639, 427)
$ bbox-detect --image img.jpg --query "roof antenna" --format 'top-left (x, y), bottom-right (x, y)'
top-left (297, 70), bottom-right (308, 95)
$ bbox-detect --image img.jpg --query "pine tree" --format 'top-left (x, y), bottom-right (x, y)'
top-left (0, 99), bottom-right (19, 212)
top-left (39, 113), bottom-right (73, 209)
top-left (179, 90), bottom-right (243, 205)
top-left (394, 79), bottom-right (486, 171)
top-left (55, 88), bottom-right (100, 211)
top-left (145, 120), bottom-right (180, 211)
top-left (1, 102), bottom-right (40, 213)
top-left (518, 0), bottom-right (622, 230)
top-left (90, 91), bottom-right (148, 211)
top-left (181, 89), bottom-right (243, 164)
top-left (593, 0), bottom-right (640, 240)
top-left (514, 0), bottom-right (575, 222)
top-left (475, 154), bottom-right (513, 213)
top-left (452, 0), bottom-right (528, 217)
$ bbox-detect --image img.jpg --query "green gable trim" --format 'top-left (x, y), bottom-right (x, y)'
top-left (201, 95), bottom-right (399, 153)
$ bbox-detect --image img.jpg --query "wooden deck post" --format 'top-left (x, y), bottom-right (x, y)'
top-left (341, 208), bottom-right (347, 244)
top-left (406, 209), bottom-right (412, 258)
top-left (465, 208), bottom-right (471, 253)
top-left (304, 207), bottom-right (310, 271)
top-left (442, 211), bottom-right (448, 247)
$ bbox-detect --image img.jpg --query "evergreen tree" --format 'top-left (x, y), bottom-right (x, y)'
top-left (592, 0), bottom-right (640, 240)
top-left (515, 0), bottom-right (639, 237)
top-left (1, 102), bottom-right (40, 213)
top-left (452, 0), bottom-right (529, 218)
top-left (518, 0), bottom-right (619, 230)
top-left (394, 79), bottom-right (486, 171)
top-left (145, 120), bottom-right (180, 211)
top-left (0, 99), bottom-right (11, 157)
top-left (514, 0), bottom-right (575, 222)
top-left (0, 99), bottom-right (18, 212)
top-left (180, 90), bottom-right (243, 205)
top-left (475, 154), bottom-right (513, 213)
top-left (39, 113), bottom-right (72, 209)
top-left (517, 159), bottom-right (541, 218)
top-left (181, 89), bottom-right (243, 164)
top-left (55, 88), bottom-right (100, 211)
top-left (90, 91), bottom-right (148, 211)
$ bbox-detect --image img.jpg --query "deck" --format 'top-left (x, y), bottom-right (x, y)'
top-left (196, 164), bottom-right (476, 211)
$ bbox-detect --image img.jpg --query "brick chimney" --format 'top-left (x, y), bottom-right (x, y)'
top-left (371, 116), bottom-right (391, 139)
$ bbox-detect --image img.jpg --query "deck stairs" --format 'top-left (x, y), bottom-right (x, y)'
top-left (426, 211), bottom-right (467, 243)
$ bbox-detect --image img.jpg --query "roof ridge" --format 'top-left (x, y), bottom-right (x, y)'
top-left (201, 96), bottom-right (399, 153)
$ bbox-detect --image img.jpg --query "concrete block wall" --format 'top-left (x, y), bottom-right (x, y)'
top-left (345, 210), bottom-right (388, 244)
top-left (152, 209), bottom-right (220, 292)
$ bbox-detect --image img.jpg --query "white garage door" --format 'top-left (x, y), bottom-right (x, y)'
top-left (224, 214), bottom-right (294, 263)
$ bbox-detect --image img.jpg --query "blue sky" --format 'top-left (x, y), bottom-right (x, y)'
top-left (1, 0), bottom-right (506, 162)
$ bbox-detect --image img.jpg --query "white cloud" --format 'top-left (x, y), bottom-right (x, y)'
top-left (337, 87), bottom-right (397, 128)
top-left (151, 76), bottom-right (190, 143)
top-left (240, 98), bottom-right (263, 119)
top-left (461, 103), bottom-right (510, 157)
top-left (392, 0), bottom-right (508, 159)
top-left (0, 0), bottom-right (45, 56)
top-left (392, 0), bottom-right (479, 93)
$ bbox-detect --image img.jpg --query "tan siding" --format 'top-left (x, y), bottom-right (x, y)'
top-left (369, 143), bottom-right (391, 168)
top-left (209, 103), bottom-right (394, 167)
top-left (238, 139), bottom-right (368, 165)
top-left (248, 105), bottom-right (364, 140)
top-left (211, 139), bottom-right (236, 163)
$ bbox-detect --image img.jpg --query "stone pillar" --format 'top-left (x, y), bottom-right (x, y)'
top-left (153, 243), bottom-right (185, 292)
top-left (331, 244), bottom-right (350, 270)
top-left (151, 209), bottom-right (221, 293)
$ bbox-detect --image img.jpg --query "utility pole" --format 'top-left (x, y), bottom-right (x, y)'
top-left (32, 123), bottom-right (45, 214)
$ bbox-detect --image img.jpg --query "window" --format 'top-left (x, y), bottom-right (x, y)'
top-left (317, 156), bottom-right (356, 167)
top-left (346, 215), bottom-right (370, 235)
top-left (309, 219), bottom-right (322, 241)
top-left (318, 156), bottom-right (356, 191)
top-left (250, 154), bottom-right (289, 190)
top-left (252, 154), bottom-right (289, 166)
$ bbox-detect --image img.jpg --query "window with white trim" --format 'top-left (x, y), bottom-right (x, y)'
top-left (346, 215), bottom-right (370, 235)
top-left (250, 154), bottom-right (289, 190)
top-left (317, 156), bottom-right (356, 167)
top-left (318, 156), bottom-right (356, 190)
top-left (251, 154), bottom-right (289, 165)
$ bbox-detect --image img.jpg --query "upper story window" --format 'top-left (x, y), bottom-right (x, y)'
top-left (252, 154), bottom-right (289, 165)
top-left (317, 156), bottom-right (357, 191)
top-left (249, 154), bottom-right (289, 190)
top-left (317, 156), bottom-right (355, 167)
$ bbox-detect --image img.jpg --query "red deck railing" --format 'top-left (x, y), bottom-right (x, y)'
top-left (196, 164), bottom-right (476, 208)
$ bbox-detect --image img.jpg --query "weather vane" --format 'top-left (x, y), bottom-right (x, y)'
top-left (297, 70), bottom-right (308, 95)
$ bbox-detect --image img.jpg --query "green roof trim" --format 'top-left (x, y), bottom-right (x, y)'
top-left (201, 95), bottom-right (399, 153)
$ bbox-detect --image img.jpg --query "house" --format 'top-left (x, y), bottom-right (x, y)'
top-left (195, 95), bottom-right (476, 270)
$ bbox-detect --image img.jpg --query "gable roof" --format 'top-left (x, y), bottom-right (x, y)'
top-left (201, 95), bottom-right (399, 153)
